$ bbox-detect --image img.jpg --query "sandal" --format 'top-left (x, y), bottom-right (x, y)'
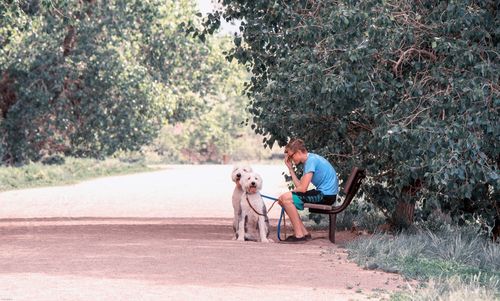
top-left (281, 235), bottom-right (308, 243)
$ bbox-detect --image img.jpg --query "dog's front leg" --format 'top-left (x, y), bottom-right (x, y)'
top-left (232, 190), bottom-right (241, 238)
top-left (258, 215), bottom-right (271, 243)
top-left (232, 206), bottom-right (241, 240)
top-left (236, 214), bottom-right (246, 241)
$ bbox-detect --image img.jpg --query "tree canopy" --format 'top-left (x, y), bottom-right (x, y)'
top-left (200, 0), bottom-right (499, 227)
top-left (150, 36), bottom-right (254, 163)
top-left (0, 0), bottom-right (234, 163)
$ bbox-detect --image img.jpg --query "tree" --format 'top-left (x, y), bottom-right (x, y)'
top-left (200, 0), bottom-right (499, 228)
top-left (0, 0), bottom-right (224, 163)
top-left (151, 36), bottom-right (253, 163)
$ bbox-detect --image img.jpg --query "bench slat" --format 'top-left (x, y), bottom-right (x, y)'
top-left (303, 203), bottom-right (333, 211)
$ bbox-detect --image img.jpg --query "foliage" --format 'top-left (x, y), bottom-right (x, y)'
top-left (199, 0), bottom-right (499, 227)
top-left (149, 36), bottom-right (256, 163)
top-left (0, 0), bottom-right (229, 163)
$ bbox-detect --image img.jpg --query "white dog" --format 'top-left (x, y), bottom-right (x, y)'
top-left (237, 172), bottom-right (271, 243)
top-left (231, 165), bottom-right (253, 239)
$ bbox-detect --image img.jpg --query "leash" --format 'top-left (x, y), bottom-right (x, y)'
top-left (245, 193), bottom-right (269, 216)
top-left (245, 193), bottom-right (279, 215)
top-left (260, 194), bottom-right (287, 241)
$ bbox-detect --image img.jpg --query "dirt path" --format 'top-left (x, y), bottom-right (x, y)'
top-left (0, 165), bottom-right (413, 300)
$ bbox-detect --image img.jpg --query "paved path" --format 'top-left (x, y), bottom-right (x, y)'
top-left (0, 165), bottom-right (413, 300)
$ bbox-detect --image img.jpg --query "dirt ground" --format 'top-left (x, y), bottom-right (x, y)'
top-left (0, 165), bottom-right (414, 300)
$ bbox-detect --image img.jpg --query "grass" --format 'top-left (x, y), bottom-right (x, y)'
top-left (343, 225), bottom-right (500, 300)
top-left (0, 156), bottom-right (153, 192)
top-left (391, 276), bottom-right (499, 301)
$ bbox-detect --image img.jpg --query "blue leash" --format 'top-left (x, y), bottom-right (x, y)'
top-left (260, 194), bottom-right (278, 201)
top-left (260, 194), bottom-right (286, 241)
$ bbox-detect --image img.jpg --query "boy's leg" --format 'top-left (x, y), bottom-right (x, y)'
top-left (278, 191), bottom-right (309, 237)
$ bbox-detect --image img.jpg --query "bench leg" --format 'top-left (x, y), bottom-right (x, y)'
top-left (329, 214), bottom-right (337, 243)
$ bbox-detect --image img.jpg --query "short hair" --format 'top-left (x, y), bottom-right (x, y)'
top-left (285, 138), bottom-right (307, 153)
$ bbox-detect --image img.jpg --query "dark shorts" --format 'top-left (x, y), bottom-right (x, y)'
top-left (291, 190), bottom-right (336, 210)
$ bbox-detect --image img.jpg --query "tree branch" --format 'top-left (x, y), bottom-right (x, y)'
top-left (393, 47), bottom-right (437, 76)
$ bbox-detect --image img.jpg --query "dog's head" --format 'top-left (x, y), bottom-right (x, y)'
top-left (231, 165), bottom-right (253, 184)
top-left (240, 172), bottom-right (263, 194)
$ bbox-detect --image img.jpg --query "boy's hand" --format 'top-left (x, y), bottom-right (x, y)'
top-left (284, 155), bottom-right (293, 170)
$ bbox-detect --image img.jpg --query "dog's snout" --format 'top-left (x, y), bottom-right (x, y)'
top-left (251, 181), bottom-right (256, 186)
top-left (236, 173), bottom-right (241, 178)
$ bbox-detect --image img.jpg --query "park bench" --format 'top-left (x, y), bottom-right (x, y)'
top-left (304, 167), bottom-right (366, 243)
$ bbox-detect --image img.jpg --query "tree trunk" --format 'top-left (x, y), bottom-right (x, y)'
top-left (391, 180), bottom-right (421, 229)
top-left (0, 72), bottom-right (17, 118)
top-left (392, 200), bottom-right (415, 229)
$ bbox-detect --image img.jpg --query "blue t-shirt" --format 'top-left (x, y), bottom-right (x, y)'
top-left (303, 153), bottom-right (338, 195)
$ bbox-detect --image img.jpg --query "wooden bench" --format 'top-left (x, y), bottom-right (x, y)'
top-left (304, 167), bottom-right (366, 243)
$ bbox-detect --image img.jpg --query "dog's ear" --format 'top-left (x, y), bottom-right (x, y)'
top-left (242, 166), bottom-right (253, 173)
top-left (257, 174), bottom-right (263, 190)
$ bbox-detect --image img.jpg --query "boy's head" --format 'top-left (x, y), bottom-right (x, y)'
top-left (285, 138), bottom-right (307, 154)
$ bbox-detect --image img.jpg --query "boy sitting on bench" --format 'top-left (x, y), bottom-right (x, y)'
top-left (278, 138), bottom-right (339, 243)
